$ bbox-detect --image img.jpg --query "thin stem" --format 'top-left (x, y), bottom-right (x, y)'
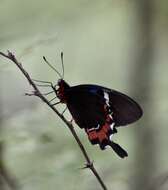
top-left (0, 51), bottom-right (108, 190)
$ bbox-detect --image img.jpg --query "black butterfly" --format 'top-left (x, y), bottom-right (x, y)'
top-left (39, 53), bottom-right (143, 159)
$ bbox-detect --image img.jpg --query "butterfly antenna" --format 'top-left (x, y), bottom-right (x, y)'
top-left (61, 52), bottom-right (64, 79)
top-left (43, 56), bottom-right (62, 79)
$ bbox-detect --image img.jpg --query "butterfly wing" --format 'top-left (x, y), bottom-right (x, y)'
top-left (66, 84), bottom-right (143, 127)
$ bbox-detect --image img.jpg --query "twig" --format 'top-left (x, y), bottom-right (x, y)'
top-left (0, 51), bottom-right (108, 190)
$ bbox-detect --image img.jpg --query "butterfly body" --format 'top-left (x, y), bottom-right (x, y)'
top-left (55, 79), bottom-right (143, 158)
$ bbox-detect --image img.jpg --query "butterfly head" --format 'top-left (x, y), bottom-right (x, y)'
top-left (43, 52), bottom-right (69, 103)
top-left (56, 79), bottom-right (70, 103)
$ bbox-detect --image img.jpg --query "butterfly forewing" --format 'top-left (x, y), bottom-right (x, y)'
top-left (66, 86), bottom-right (107, 128)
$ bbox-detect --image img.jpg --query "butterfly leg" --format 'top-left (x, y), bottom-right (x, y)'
top-left (41, 91), bottom-right (55, 96)
top-left (51, 101), bottom-right (61, 106)
top-left (61, 106), bottom-right (68, 115)
top-left (48, 96), bottom-right (57, 103)
top-left (32, 79), bottom-right (54, 87)
top-left (25, 90), bottom-right (55, 97)
top-left (31, 79), bottom-right (57, 97)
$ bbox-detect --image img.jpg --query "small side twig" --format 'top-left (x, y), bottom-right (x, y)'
top-left (0, 51), bottom-right (108, 190)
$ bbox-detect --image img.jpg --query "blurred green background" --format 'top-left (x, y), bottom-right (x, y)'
top-left (0, 0), bottom-right (168, 190)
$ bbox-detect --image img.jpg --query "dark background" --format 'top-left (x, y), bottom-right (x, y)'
top-left (0, 0), bottom-right (168, 190)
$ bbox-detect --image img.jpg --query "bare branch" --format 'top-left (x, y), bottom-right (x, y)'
top-left (0, 51), bottom-right (108, 190)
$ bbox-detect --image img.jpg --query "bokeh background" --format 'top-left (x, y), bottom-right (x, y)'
top-left (0, 0), bottom-right (168, 190)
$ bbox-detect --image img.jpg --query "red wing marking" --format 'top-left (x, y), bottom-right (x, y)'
top-left (87, 123), bottom-right (112, 143)
top-left (87, 130), bottom-right (98, 141)
top-left (86, 113), bottom-right (115, 149)
top-left (97, 129), bottom-right (108, 142)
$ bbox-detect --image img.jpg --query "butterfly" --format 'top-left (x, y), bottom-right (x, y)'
top-left (39, 53), bottom-right (143, 159)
